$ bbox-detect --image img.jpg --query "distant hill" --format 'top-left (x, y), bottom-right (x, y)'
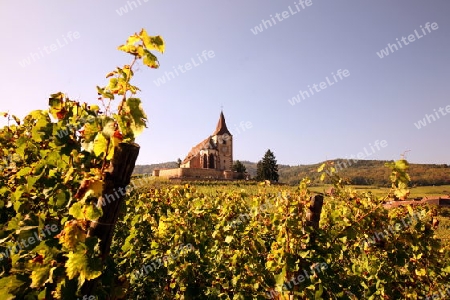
top-left (133, 161), bottom-right (179, 175)
top-left (278, 160), bottom-right (450, 186)
top-left (133, 159), bottom-right (450, 186)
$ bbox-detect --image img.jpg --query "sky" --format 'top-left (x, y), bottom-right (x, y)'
top-left (0, 0), bottom-right (449, 166)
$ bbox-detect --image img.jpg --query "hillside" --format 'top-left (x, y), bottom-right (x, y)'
top-left (280, 160), bottom-right (450, 186)
top-left (133, 161), bottom-right (179, 175)
top-left (133, 159), bottom-right (450, 186)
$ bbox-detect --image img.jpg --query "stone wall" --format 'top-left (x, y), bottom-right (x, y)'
top-left (189, 154), bottom-right (202, 168)
top-left (154, 168), bottom-right (237, 180)
top-left (156, 168), bottom-right (182, 178)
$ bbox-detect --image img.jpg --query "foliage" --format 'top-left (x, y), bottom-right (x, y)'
top-left (256, 149), bottom-right (279, 182)
top-left (385, 159), bottom-right (410, 200)
top-left (109, 161), bottom-right (450, 299)
top-left (232, 160), bottom-right (246, 174)
top-left (232, 160), bottom-right (247, 179)
top-left (0, 28), bottom-right (163, 299)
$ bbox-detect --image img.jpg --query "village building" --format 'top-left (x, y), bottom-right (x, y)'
top-left (152, 111), bottom-right (237, 180)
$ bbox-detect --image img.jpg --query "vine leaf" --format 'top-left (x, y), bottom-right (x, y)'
top-left (86, 180), bottom-right (104, 198)
top-left (143, 50), bottom-right (159, 69)
top-left (0, 276), bottom-right (24, 300)
top-left (102, 120), bottom-right (116, 138)
top-left (123, 98), bottom-right (147, 137)
top-left (415, 268), bottom-right (426, 276)
top-left (314, 283), bottom-right (324, 299)
top-left (48, 93), bottom-right (65, 119)
top-left (65, 252), bottom-right (102, 285)
top-left (140, 29), bottom-right (165, 53)
top-left (30, 265), bottom-right (51, 288)
top-left (85, 204), bottom-right (103, 221)
top-left (274, 265), bottom-right (287, 291)
top-left (68, 202), bottom-right (84, 219)
top-left (59, 220), bottom-right (86, 250)
top-left (126, 35), bottom-right (141, 46)
top-left (93, 133), bottom-right (115, 160)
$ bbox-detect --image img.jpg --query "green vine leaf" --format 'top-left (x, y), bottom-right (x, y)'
top-left (30, 265), bottom-right (51, 288)
top-left (65, 252), bottom-right (102, 284)
top-left (69, 202), bottom-right (84, 219)
top-left (0, 276), bottom-right (24, 300)
top-left (122, 97), bottom-right (147, 138)
top-left (143, 50), bottom-right (159, 69)
top-left (93, 132), bottom-right (114, 160)
top-left (85, 204), bottom-right (103, 221)
top-left (140, 29), bottom-right (165, 53)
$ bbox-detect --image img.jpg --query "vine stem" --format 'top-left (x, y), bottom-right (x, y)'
top-left (99, 55), bottom-right (138, 176)
top-left (117, 55), bottom-right (138, 116)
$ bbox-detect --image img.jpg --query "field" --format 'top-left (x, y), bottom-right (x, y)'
top-left (2, 166), bottom-right (450, 299)
top-left (311, 184), bottom-right (450, 199)
top-left (111, 176), bottom-right (450, 299)
top-left (136, 177), bottom-right (450, 240)
top-left (140, 177), bottom-right (450, 198)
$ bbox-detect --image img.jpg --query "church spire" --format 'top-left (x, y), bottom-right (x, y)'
top-left (213, 111), bottom-right (231, 135)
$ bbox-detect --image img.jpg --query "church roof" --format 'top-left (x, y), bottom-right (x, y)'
top-left (182, 136), bottom-right (215, 164)
top-left (213, 111), bottom-right (231, 136)
top-left (181, 112), bottom-right (231, 164)
top-left (202, 138), bottom-right (217, 150)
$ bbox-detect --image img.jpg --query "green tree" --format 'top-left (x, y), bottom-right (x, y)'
top-left (256, 149), bottom-right (279, 182)
top-left (177, 158), bottom-right (182, 167)
top-left (232, 160), bottom-right (246, 179)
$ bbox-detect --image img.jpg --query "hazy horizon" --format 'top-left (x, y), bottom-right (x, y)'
top-left (136, 157), bottom-right (448, 167)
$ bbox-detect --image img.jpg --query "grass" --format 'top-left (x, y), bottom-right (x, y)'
top-left (409, 185), bottom-right (450, 198)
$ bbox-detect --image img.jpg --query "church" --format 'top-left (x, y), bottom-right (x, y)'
top-left (152, 111), bottom-right (236, 180)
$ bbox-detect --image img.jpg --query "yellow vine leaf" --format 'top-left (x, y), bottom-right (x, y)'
top-left (87, 180), bottom-right (104, 198)
top-left (30, 265), bottom-right (51, 288)
top-left (59, 221), bottom-right (86, 250)
top-left (65, 252), bottom-right (102, 282)
top-left (93, 133), bottom-right (115, 160)
top-left (139, 29), bottom-right (165, 53)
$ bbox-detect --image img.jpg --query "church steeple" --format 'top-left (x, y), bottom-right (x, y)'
top-left (213, 111), bottom-right (231, 136)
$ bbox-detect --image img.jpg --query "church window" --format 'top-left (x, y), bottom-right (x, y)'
top-left (203, 154), bottom-right (208, 168)
top-left (209, 154), bottom-right (215, 169)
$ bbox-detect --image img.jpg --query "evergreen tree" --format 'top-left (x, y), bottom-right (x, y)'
top-left (232, 160), bottom-right (246, 179)
top-left (256, 161), bottom-right (262, 180)
top-left (256, 149), bottom-right (279, 182)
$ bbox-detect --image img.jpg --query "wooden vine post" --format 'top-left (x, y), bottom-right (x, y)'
top-left (306, 194), bottom-right (324, 230)
top-left (81, 143), bottom-right (140, 295)
top-left (288, 194), bottom-right (324, 299)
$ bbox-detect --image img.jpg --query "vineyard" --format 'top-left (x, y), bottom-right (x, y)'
top-left (1, 29), bottom-right (450, 299)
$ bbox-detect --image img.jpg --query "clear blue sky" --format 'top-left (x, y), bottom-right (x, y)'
top-left (1, 0), bottom-right (449, 166)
